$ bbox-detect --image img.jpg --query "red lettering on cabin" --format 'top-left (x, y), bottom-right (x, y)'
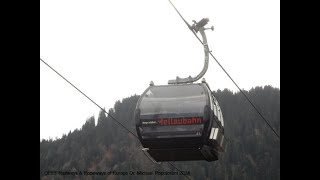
top-left (158, 117), bottom-right (202, 126)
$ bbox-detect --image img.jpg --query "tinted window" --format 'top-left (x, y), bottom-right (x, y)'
top-left (140, 84), bottom-right (206, 116)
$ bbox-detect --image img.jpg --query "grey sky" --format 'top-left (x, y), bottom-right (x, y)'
top-left (40, 0), bottom-right (280, 140)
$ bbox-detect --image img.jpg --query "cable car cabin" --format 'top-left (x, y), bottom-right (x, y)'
top-left (135, 82), bottom-right (226, 162)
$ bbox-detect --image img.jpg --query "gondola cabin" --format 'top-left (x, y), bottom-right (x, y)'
top-left (135, 81), bottom-right (226, 162)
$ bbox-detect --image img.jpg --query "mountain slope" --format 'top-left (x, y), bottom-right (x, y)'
top-left (40, 85), bottom-right (280, 180)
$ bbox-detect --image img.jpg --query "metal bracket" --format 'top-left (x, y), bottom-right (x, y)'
top-left (168, 18), bottom-right (213, 84)
top-left (142, 148), bottom-right (161, 164)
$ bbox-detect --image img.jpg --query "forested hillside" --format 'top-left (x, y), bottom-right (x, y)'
top-left (40, 85), bottom-right (280, 180)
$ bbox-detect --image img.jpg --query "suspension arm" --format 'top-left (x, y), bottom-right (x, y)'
top-left (168, 18), bottom-right (211, 84)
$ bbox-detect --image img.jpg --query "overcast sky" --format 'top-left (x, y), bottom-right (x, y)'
top-left (40, 0), bottom-right (280, 140)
